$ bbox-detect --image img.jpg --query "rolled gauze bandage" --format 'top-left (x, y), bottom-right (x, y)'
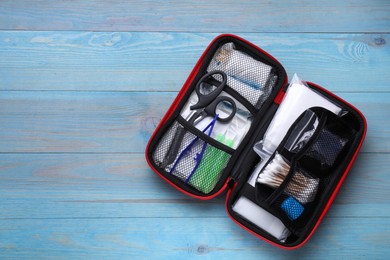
top-left (232, 196), bottom-right (290, 241)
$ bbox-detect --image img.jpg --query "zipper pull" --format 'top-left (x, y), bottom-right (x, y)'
top-left (227, 178), bottom-right (236, 189)
top-left (274, 89), bottom-right (285, 104)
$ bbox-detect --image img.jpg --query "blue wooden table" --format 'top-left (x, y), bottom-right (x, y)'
top-left (1, 1), bottom-right (389, 258)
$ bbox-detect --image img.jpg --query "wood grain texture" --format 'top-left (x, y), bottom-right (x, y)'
top-left (0, 0), bottom-right (389, 33)
top-left (0, 32), bottom-right (389, 92)
top-left (0, 217), bottom-right (389, 259)
top-left (1, 1), bottom-right (390, 258)
top-left (0, 91), bottom-right (388, 153)
top-left (0, 153), bottom-right (389, 219)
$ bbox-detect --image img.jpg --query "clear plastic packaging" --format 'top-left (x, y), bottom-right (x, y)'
top-left (180, 90), bottom-right (253, 149)
top-left (254, 74), bottom-right (343, 161)
top-left (284, 109), bottom-right (319, 153)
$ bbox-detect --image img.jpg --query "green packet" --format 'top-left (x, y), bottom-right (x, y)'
top-left (189, 134), bottom-right (234, 193)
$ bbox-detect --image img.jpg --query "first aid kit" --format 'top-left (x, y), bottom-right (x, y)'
top-left (145, 34), bottom-right (367, 249)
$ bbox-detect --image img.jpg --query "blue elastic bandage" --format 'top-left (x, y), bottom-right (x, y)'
top-left (281, 196), bottom-right (304, 220)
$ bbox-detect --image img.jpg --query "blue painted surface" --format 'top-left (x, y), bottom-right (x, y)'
top-left (0, 1), bottom-right (389, 259)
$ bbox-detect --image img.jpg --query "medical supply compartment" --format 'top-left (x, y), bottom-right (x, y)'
top-left (145, 34), bottom-right (367, 249)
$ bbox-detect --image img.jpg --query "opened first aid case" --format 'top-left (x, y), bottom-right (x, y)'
top-left (145, 34), bottom-right (367, 249)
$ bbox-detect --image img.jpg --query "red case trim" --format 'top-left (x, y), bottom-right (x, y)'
top-left (274, 89), bottom-right (285, 104)
top-left (225, 182), bottom-right (291, 249)
top-left (145, 34), bottom-right (287, 200)
top-left (145, 34), bottom-right (367, 248)
top-left (145, 34), bottom-right (230, 200)
top-left (226, 81), bottom-right (367, 249)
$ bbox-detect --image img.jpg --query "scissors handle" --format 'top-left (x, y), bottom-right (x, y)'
top-left (204, 96), bottom-right (236, 123)
top-left (188, 96), bottom-right (236, 125)
top-left (190, 70), bottom-right (227, 110)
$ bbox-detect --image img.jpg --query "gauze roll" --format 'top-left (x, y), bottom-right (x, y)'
top-left (207, 42), bottom-right (276, 108)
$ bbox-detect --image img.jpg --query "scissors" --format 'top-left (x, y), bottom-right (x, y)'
top-left (161, 70), bottom-right (237, 169)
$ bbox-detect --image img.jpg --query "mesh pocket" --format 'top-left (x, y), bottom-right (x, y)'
top-left (284, 168), bottom-right (319, 205)
top-left (271, 173), bottom-right (328, 233)
top-left (306, 128), bottom-right (347, 167)
top-left (207, 42), bottom-right (278, 109)
top-left (255, 156), bottom-right (320, 232)
top-left (152, 120), bottom-right (231, 194)
top-left (152, 121), bottom-right (196, 171)
top-left (299, 124), bottom-right (349, 176)
top-left (187, 143), bottom-right (231, 193)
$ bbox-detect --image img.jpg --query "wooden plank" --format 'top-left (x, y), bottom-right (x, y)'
top-left (0, 1), bottom-right (389, 33)
top-left (0, 217), bottom-right (389, 258)
top-left (0, 32), bottom-right (389, 92)
top-left (0, 1), bottom-right (388, 258)
top-left (0, 153), bottom-right (388, 219)
top-left (0, 91), bottom-right (388, 153)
